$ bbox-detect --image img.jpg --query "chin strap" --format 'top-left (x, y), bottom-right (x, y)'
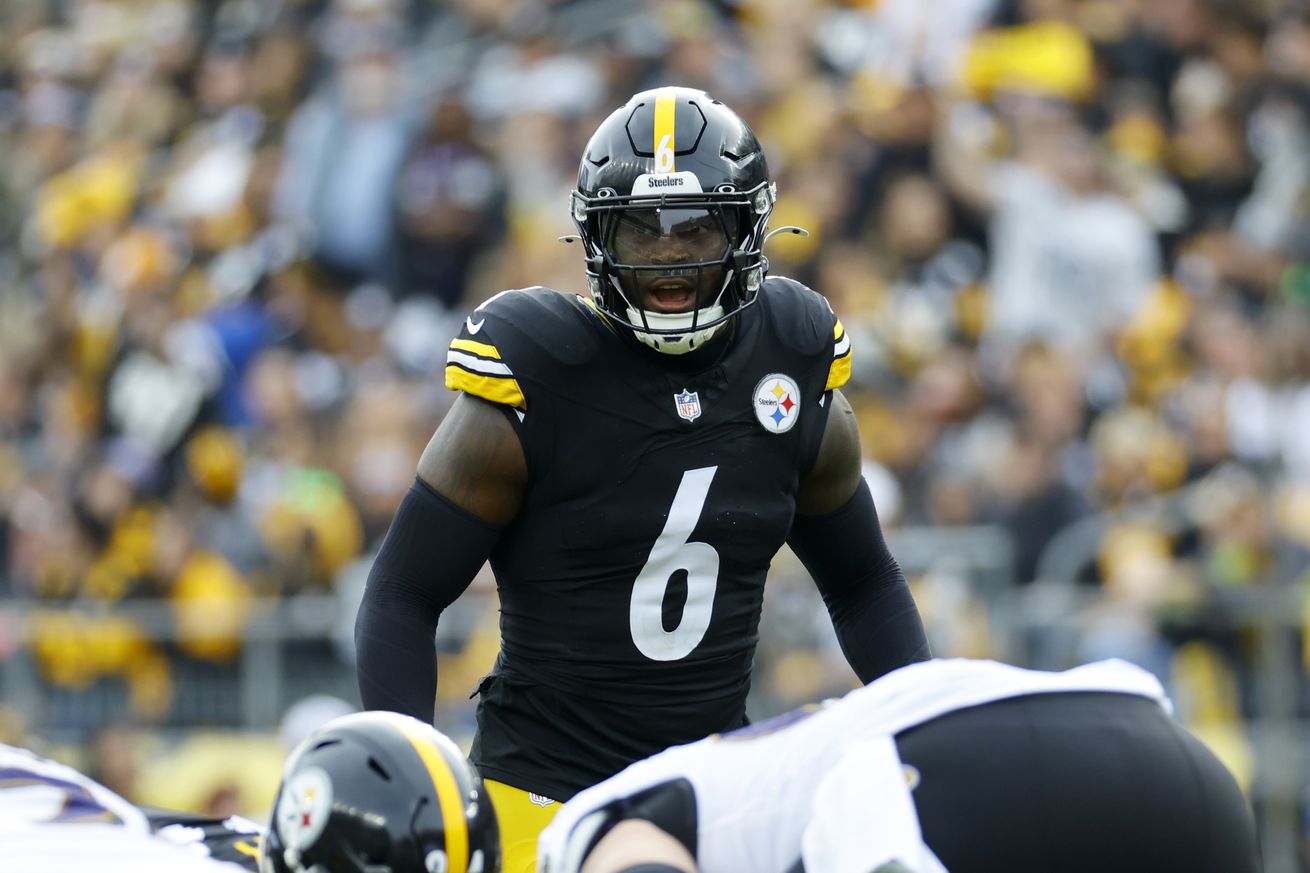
top-left (625, 303), bottom-right (727, 354)
top-left (613, 266), bottom-right (737, 355)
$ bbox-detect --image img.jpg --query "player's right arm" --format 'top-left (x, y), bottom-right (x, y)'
top-left (354, 390), bottom-right (527, 722)
top-left (416, 392), bottom-right (527, 524)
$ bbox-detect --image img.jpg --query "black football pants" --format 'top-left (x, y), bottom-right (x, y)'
top-left (894, 692), bottom-right (1261, 872)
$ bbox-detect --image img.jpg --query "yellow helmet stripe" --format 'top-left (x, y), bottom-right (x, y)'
top-left (654, 89), bottom-right (677, 172)
top-left (393, 720), bottom-right (469, 873)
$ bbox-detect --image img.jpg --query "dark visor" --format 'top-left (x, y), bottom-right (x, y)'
top-left (605, 206), bottom-right (737, 267)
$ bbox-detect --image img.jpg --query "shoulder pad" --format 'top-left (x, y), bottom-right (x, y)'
top-left (445, 288), bottom-right (601, 409)
top-left (761, 277), bottom-right (851, 391)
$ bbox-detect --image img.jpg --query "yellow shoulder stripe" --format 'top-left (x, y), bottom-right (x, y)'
top-left (445, 333), bottom-right (525, 409)
top-left (450, 338), bottom-right (502, 359)
top-left (826, 319), bottom-right (852, 391)
top-left (445, 367), bottom-right (526, 409)
top-left (826, 355), bottom-right (852, 392)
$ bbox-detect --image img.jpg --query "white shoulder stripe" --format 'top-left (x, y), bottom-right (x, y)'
top-left (834, 333), bottom-right (851, 357)
top-left (446, 350), bottom-right (514, 377)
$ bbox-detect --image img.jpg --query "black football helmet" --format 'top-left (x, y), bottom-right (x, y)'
top-left (571, 86), bottom-right (776, 354)
top-left (260, 711), bottom-right (499, 873)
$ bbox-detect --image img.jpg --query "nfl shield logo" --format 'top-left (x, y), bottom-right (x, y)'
top-left (674, 388), bottom-right (702, 422)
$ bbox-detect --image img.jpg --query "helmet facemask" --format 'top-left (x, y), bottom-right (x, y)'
top-left (574, 180), bottom-right (775, 355)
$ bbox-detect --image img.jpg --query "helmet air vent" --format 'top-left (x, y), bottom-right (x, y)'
top-left (367, 756), bottom-right (392, 781)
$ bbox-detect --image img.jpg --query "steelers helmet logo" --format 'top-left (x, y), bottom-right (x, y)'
top-left (753, 374), bottom-right (801, 434)
top-left (275, 766), bottom-right (333, 854)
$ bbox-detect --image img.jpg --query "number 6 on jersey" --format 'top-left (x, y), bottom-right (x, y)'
top-left (630, 466), bottom-right (720, 661)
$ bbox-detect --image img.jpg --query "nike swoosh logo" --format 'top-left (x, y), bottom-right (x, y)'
top-left (466, 317), bottom-right (485, 335)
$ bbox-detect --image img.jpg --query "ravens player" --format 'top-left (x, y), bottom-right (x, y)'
top-left (354, 86), bottom-right (931, 871)
top-left (0, 712), bottom-right (496, 873)
top-left (0, 742), bottom-right (255, 871)
top-left (539, 658), bottom-right (1261, 873)
top-left (261, 711), bottom-right (500, 873)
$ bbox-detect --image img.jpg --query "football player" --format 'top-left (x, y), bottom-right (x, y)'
top-left (354, 85), bottom-right (930, 871)
top-left (0, 713), bottom-right (495, 873)
top-left (0, 742), bottom-right (251, 872)
top-left (539, 658), bottom-right (1261, 873)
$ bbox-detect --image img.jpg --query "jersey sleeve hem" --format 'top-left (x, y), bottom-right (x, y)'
top-left (445, 337), bottom-right (527, 409)
top-left (824, 318), bottom-right (852, 391)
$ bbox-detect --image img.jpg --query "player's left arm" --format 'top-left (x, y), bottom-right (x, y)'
top-left (579, 820), bottom-right (697, 873)
top-left (789, 389), bottom-right (931, 683)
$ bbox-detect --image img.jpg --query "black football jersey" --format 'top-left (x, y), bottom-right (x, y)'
top-left (443, 277), bottom-right (852, 799)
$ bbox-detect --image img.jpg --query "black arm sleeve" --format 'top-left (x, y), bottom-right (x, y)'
top-left (786, 478), bottom-right (930, 683)
top-left (354, 477), bottom-right (502, 722)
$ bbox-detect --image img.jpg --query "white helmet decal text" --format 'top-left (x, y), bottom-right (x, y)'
top-left (631, 171), bottom-right (703, 195)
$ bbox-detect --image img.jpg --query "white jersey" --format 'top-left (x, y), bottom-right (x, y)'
top-left (0, 744), bottom-right (244, 873)
top-left (539, 658), bottom-right (1170, 873)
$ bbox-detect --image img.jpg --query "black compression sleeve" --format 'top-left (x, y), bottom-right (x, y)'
top-left (354, 477), bottom-right (501, 721)
top-left (786, 478), bottom-right (930, 683)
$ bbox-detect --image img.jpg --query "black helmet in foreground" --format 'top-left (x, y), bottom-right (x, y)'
top-left (260, 711), bottom-right (499, 873)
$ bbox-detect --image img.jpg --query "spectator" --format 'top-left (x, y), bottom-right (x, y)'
top-left (274, 27), bottom-right (419, 289)
top-left (936, 98), bottom-right (1162, 373)
top-left (393, 95), bottom-right (506, 308)
top-left (0, 4), bottom-right (1306, 864)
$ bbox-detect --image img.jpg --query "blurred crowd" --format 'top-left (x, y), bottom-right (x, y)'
top-left (0, 0), bottom-right (1309, 855)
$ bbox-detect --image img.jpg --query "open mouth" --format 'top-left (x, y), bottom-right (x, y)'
top-left (645, 279), bottom-right (697, 313)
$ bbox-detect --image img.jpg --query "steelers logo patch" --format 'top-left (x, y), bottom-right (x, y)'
top-left (753, 374), bottom-right (801, 434)
top-left (276, 766), bottom-right (333, 853)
